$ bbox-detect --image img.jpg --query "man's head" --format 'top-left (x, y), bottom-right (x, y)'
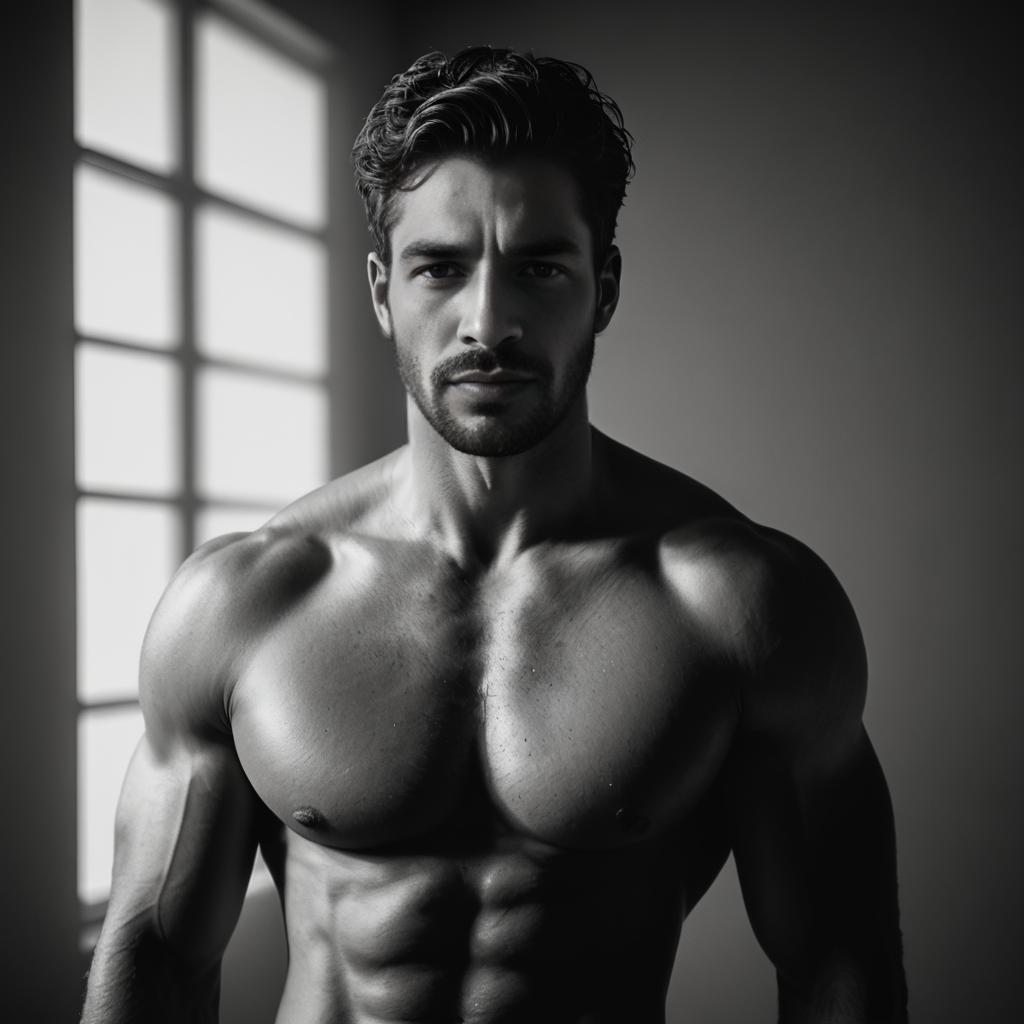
top-left (354, 48), bottom-right (633, 458)
top-left (352, 46), bottom-right (634, 269)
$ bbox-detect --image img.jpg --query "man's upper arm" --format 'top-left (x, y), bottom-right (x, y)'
top-left (727, 536), bottom-right (907, 1023)
top-left (89, 536), bottom-right (265, 999)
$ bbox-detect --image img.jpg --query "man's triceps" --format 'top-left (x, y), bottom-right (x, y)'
top-left (730, 730), bottom-right (907, 1023)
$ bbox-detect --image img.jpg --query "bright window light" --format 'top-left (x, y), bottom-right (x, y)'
top-left (78, 706), bottom-right (145, 905)
top-left (75, 342), bottom-right (181, 495)
top-left (196, 204), bottom-right (327, 375)
top-left (75, 0), bottom-right (177, 173)
top-left (197, 367), bottom-right (328, 504)
top-left (196, 12), bottom-right (326, 228)
top-left (73, 0), bottom-right (335, 917)
top-left (76, 497), bottom-right (180, 703)
top-left (75, 164), bottom-right (179, 347)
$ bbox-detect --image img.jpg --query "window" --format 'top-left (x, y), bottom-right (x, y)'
top-left (74, 0), bottom-right (334, 923)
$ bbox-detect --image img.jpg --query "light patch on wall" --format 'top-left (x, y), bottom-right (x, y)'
top-left (75, 0), bottom-right (177, 173)
top-left (78, 707), bottom-right (145, 906)
top-left (75, 343), bottom-right (181, 495)
top-left (74, 165), bottom-right (180, 348)
top-left (196, 204), bottom-right (327, 375)
top-left (77, 498), bottom-right (179, 704)
top-left (196, 10), bottom-right (326, 229)
top-left (197, 367), bottom-right (328, 505)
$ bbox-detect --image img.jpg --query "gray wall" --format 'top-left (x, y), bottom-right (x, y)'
top-left (1, 6), bottom-right (81, 1021)
top-left (392, 1), bottom-right (1021, 1021)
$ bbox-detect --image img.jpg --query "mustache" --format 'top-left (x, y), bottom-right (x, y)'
top-left (431, 347), bottom-right (549, 384)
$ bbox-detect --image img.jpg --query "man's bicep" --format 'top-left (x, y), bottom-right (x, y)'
top-left (105, 535), bottom-right (264, 963)
top-left (107, 728), bottom-right (261, 966)
top-left (84, 538), bottom-right (269, 1021)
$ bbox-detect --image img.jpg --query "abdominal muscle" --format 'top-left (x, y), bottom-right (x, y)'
top-left (266, 819), bottom-right (691, 1024)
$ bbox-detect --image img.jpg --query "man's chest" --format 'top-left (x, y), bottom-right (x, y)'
top-left (229, 541), bottom-right (738, 850)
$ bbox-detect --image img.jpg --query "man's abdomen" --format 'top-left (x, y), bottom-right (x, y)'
top-left (272, 826), bottom-right (687, 1024)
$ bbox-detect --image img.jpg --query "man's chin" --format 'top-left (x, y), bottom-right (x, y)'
top-left (423, 403), bottom-right (561, 456)
top-left (436, 425), bottom-right (547, 458)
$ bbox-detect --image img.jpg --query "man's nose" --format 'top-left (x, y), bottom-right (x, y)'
top-left (457, 268), bottom-right (523, 349)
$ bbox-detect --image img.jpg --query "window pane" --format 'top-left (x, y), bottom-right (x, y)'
top-left (195, 504), bottom-right (275, 548)
top-left (196, 13), bottom-right (326, 228)
top-left (76, 343), bottom-right (180, 495)
top-left (75, 164), bottom-right (179, 347)
top-left (75, 0), bottom-right (177, 173)
top-left (197, 368), bottom-right (328, 504)
top-left (197, 205), bottom-right (327, 374)
top-left (77, 498), bottom-right (179, 704)
top-left (78, 706), bottom-right (145, 905)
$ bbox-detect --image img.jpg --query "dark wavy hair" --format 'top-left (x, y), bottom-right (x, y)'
top-left (351, 46), bottom-right (635, 267)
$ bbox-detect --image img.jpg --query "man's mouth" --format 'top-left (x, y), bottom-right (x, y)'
top-left (448, 370), bottom-right (535, 386)
top-left (432, 351), bottom-right (547, 398)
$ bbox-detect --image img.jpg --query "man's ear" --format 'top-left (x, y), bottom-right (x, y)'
top-left (594, 245), bottom-right (621, 335)
top-left (367, 252), bottom-right (392, 338)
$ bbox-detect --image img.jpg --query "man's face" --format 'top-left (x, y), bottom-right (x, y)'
top-left (368, 155), bottom-right (620, 457)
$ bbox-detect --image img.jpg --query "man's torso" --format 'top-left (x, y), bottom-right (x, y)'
top-left (212, 442), bottom-right (778, 1022)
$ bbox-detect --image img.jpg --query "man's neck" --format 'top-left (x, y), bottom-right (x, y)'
top-left (395, 397), bottom-right (600, 571)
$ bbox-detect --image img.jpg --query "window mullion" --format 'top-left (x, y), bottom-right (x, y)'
top-left (179, 0), bottom-right (199, 561)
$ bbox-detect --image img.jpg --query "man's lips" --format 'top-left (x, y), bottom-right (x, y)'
top-left (448, 371), bottom-right (536, 386)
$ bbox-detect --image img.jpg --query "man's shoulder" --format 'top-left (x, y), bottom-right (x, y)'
top-left (606, 439), bottom-right (868, 748)
top-left (139, 454), bottom-right (401, 722)
top-left (660, 514), bottom-right (866, 755)
top-left (657, 508), bottom-right (798, 648)
top-left (136, 528), bottom-right (322, 729)
top-left (599, 431), bottom-right (788, 589)
top-left (600, 434), bottom-right (848, 636)
top-left (151, 525), bottom-right (331, 643)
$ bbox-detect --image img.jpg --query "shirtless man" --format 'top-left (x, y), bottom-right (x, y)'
top-left (82, 47), bottom-right (907, 1023)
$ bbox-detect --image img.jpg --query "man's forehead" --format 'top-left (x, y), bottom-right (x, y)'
top-left (389, 155), bottom-right (591, 256)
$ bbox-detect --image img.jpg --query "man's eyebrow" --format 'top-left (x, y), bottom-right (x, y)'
top-left (397, 237), bottom-right (585, 262)
top-left (398, 240), bottom-right (466, 262)
top-left (506, 237), bottom-right (584, 259)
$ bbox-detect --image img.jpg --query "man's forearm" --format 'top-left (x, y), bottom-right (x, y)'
top-left (82, 926), bottom-right (221, 1024)
top-left (777, 953), bottom-right (908, 1024)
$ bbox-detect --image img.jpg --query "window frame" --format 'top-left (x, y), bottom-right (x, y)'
top-left (74, 0), bottom-right (342, 938)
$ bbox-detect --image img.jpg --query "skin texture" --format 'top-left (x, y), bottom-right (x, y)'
top-left (82, 156), bottom-right (906, 1023)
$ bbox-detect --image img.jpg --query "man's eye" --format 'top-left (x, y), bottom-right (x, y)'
top-left (418, 263), bottom-right (461, 279)
top-left (521, 263), bottom-right (564, 279)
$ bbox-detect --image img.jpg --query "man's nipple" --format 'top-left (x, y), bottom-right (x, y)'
top-left (292, 805), bottom-right (326, 829)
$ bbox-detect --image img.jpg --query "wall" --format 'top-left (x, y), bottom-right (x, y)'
top-left (389, 2), bottom-right (1021, 1021)
top-left (1, 5), bottom-right (82, 1020)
